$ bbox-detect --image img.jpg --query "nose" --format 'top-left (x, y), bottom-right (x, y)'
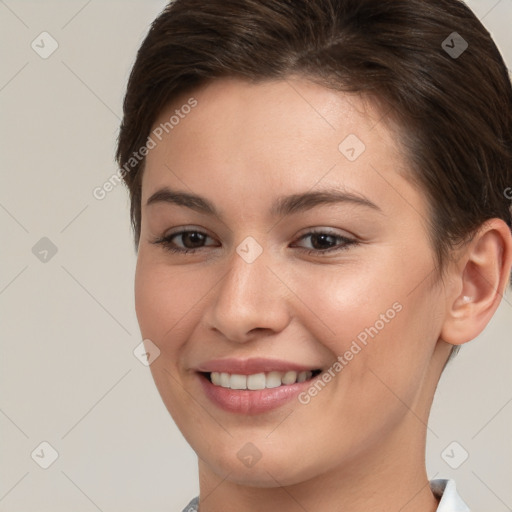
top-left (202, 246), bottom-right (292, 343)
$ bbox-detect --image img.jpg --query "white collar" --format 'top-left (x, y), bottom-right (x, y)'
top-left (430, 479), bottom-right (470, 512)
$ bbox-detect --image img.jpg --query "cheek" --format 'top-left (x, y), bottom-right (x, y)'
top-left (134, 254), bottom-right (220, 353)
top-left (294, 258), bottom-right (438, 391)
top-left (287, 259), bottom-right (400, 350)
top-left (133, 255), bottom-right (205, 421)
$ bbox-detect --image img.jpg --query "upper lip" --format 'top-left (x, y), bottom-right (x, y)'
top-left (196, 358), bottom-right (322, 375)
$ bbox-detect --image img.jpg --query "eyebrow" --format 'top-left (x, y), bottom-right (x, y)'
top-left (145, 186), bottom-right (383, 217)
top-left (271, 189), bottom-right (382, 217)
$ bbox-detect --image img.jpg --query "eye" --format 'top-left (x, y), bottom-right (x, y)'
top-left (291, 229), bottom-right (358, 255)
top-left (152, 228), bottom-right (358, 256)
top-left (152, 229), bottom-right (218, 254)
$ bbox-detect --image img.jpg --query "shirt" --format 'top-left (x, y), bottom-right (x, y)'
top-left (180, 478), bottom-right (470, 511)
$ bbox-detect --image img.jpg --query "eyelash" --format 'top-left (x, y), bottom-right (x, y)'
top-left (151, 229), bottom-right (358, 256)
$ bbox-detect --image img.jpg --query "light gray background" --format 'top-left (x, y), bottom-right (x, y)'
top-left (0, 1), bottom-right (511, 511)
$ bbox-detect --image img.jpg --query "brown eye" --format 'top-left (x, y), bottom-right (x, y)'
top-left (309, 233), bottom-right (338, 250)
top-left (292, 230), bottom-right (358, 255)
top-left (152, 230), bottom-right (218, 254)
top-left (176, 231), bottom-right (208, 249)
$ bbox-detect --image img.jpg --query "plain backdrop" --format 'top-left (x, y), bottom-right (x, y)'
top-left (1, 1), bottom-right (511, 511)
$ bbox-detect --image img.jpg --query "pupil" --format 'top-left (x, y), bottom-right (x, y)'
top-left (312, 233), bottom-right (335, 249)
top-left (184, 232), bottom-right (205, 248)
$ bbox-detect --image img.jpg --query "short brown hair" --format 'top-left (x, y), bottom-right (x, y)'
top-left (116, 0), bottom-right (512, 360)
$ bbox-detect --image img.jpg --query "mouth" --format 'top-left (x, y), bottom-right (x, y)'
top-left (200, 369), bottom-right (323, 390)
top-left (195, 360), bottom-right (326, 414)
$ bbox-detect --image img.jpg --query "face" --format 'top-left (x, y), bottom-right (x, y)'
top-left (135, 77), bottom-right (450, 487)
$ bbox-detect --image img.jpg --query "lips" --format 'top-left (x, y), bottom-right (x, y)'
top-left (195, 358), bottom-right (324, 414)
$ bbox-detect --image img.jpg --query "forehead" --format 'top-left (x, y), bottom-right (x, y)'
top-left (147, 76), bottom-right (388, 164)
top-left (142, 77), bottom-right (424, 223)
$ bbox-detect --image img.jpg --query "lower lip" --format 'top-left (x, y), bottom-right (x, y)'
top-left (198, 373), bottom-right (317, 414)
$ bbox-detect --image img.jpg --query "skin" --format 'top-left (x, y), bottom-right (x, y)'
top-left (134, 77), bottom-right (512, 512)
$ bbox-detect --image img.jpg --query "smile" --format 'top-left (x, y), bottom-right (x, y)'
top-left (195, 359), bottom-right (326, 414)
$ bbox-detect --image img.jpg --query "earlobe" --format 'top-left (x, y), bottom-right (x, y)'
top-left (440, 219), bottom-right (512, 346)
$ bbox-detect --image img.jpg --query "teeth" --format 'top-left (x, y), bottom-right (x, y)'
top-left (247, 373), bottom-right (266, 390)
top-left (282, 370), bottom-right (298, 385)
top-left (265, 371), bottom-right (282, 388)
top-left (230, 374), bottom-right (247, 389)
top-left (220, 372), bottom-right (230, 387)
top-left (209, 370), bottom-right (314, 389)
top-left (297, 371), bottom-right (308, 383)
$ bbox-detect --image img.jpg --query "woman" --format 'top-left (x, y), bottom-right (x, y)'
top-left (116, 0), bottom-right (512, 510)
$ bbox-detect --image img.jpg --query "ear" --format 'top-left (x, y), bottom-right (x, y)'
top-left (440, 218), bottom-right (512, 345)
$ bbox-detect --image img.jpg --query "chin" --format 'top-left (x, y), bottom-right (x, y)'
top-left (197, 442), bottom-right (324, 488)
